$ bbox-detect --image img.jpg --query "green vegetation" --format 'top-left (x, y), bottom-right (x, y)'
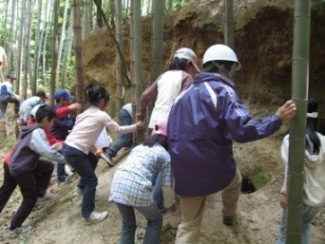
top-left (251, 171), bottom-right (268, 189)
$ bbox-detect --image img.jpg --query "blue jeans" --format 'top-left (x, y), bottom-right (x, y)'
top-left (108, 109), bottom-right (132, 157)
top-left (116, 203), bottom-right (163, 244)
top-left (277, 205), bottom-right (322, 244)
top-left (152, 172), bottom-right (164, 211)
top-left (57, 162), bottom-right (67, 182)
top-left (62, 144), bottom-right (98, 218)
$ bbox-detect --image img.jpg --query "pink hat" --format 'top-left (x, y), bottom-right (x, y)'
top-left (152, 121), bottom-right (168, 136)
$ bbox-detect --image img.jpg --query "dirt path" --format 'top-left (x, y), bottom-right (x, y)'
top-left (0, 142), bottom-right (323, 244)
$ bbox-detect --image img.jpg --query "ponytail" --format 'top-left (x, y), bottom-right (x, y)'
top-left (85, 84), bottom-right (110, 105)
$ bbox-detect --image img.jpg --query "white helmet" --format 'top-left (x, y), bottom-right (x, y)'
top-left (202, 44), bottom-right (239, 65)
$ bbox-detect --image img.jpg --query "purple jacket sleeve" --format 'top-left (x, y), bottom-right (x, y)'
top-left (222, 88), bottom-right (282, 143)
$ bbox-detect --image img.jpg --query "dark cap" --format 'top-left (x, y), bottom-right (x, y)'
top-left (54, 89), bottom-right (75, 101)
top-left (36, 90), bottom-right (48, 99)
top-left (6, 74), bottom-right (16, 80)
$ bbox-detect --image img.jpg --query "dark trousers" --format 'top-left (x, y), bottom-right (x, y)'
top-left (0, 95), bottom-right (20, 118)
top-left (108, 109), bottom-right (133, 157)
top-left (62, 144), bottom-right (98, 218)
top-left (57, 162), bottom-right (67, 182)
top-left (0, 163), bottom-right (17, 213)
top-left (10, 160), bottom-right (54, 229)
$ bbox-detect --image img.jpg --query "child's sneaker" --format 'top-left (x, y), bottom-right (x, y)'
top-left (222, 213), bottom-right (239, 226)
top-left (6, 226), bottom-right (31, 238)
top-left (58, 174), bottom-right (72, 186)
top-left (37, 193), bottom-right (55, 204)
top-left (100, 152), bottom-right (115, 166)
top-left (84, 211), bottom-right (108, 225)
top-left (32, 203), bottom-right (43, 211)
top-left (65, 165), bottom-right (73, 176)
top-left (72, 187), bottom-right (83, 197)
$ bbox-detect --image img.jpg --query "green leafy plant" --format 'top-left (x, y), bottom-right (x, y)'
top-left (251, 171), bottom-right (268, 189)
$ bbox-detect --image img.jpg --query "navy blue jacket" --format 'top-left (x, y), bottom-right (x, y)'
top-left (9, 125), bottom-right (40, 173)
top-left (51, 105), bottom-right (75, 140)
top-left (168, 72), bottom-right (282, 196)
top-left (9, 125), bottom-right (66, 174)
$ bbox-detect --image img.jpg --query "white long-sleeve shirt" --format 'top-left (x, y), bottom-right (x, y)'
top-left (65, 106), bottom-right (136, 154)
top-left (281, 133), bottom-right (325, 207)
top-left (19, 96), bottom-right (44, 122)
top-left (139, 70), bottom-right (193, 129)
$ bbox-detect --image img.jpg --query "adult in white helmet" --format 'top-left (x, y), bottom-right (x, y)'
top-left (167, 44), bottom-right (297, 243)
top-left (138, 47), bottom-right (200, 136)
top-left (202, 44), bottom-right (241, 78)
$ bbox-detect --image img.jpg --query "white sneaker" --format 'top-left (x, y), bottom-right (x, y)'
top-left (37, 194), bottom-right (55, 204)
top-left (100, 152), bottom-right (115, 167)
top-left (6, 225), bottom-right (31, 238)
top-left (65, 165), bottom-right (73, 176)
top-left (32, 203), bottom-right (43, 211)
top-left (84, 211), bottom-right (108, 225)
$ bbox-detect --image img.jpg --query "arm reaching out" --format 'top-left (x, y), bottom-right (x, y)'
top-left (275, 100), bottom-right (297, 124)
top-left (30, 128), bottom-right (67, 164)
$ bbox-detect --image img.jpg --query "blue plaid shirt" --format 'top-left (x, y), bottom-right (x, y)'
top-left (109, 144), bottom-right (173, 207)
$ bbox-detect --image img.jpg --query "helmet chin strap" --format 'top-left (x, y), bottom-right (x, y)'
top-left (213, 62), bottom-right (236, 80)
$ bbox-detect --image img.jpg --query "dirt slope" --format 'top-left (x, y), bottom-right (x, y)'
top-left (1, 138), bottom-right (323, 244)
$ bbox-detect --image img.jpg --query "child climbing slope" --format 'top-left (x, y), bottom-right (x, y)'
top-left (62, 84), bottom-right (145, 224)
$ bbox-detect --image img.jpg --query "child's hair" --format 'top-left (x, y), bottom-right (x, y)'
top-left (306, 97), bottom-right (320, 154)
top-left (35, 104), bottom-right (57, 123)
top-left (143, 122), bottom-right (168, 150)
top-left (170, 47), bottom-right (197, 71)
top-left (143, 134), bottom-right (168, 150)
top-left (169, 57), bottom-right (191, 71)
top-left (85, 84), bottom-right (110, 105)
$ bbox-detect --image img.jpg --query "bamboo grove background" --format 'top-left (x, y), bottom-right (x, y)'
top-left (0, 0), bottom-right (191, 106)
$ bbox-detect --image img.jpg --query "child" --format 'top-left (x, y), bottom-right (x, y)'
top-left (0, 106), bottom-right (63, 216)
top-left (138, 47), bottom-right (200, 135)
top-left (0, 104), bottom-right (66, 238)
top-left (109, 121), bottom-right (175, 244)
top-left (18, 90), bottom-right (48, 126)
top-left (101, 102), bottom-right (133, 166)
top-left (0, 149), bottom-right (15, 214)
top-left (50, 89), bottom-right (81, 184)
top-left (277, 98), bottom-right (325, 244)
top-left (0, 74), bottom-right (20, 118)
top-left (62, 84), bottom-right (145, 224)
top-left (27, 104), bottom-right (63, 145)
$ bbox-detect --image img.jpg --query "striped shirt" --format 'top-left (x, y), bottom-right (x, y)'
top-left (109, 144), bottom-right (173, 207)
